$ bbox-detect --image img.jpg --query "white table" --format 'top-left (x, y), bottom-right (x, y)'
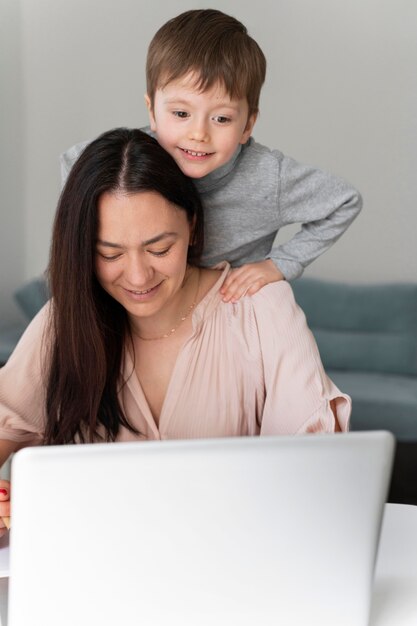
top-left (0, 503), bottom-right (415, 625)
top-left (369, 503), bottom-right (417, 625)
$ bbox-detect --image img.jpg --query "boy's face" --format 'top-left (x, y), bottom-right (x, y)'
top-left (145, 73), bottom-right (257, 179)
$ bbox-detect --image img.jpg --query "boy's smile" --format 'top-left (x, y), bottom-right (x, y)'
top-left (146, 74), bottom-right (256, 179)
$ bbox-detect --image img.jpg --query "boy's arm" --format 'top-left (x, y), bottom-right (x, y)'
top-left (221, 153), bottom-right (362, 301)
top-left (269, 152), bottom-right (362, 281)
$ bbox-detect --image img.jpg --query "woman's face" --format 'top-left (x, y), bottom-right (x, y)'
top-left (95, 190), bottom-right (193, 322)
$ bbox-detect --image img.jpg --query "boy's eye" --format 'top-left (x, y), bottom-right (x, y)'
top-left (173, 111), bottom-right (189, 119)
top-left (213, 115), bottom-right (231, 124)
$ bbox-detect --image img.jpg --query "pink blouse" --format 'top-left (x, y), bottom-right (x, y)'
top-left (0, 264), bottom-right (350, 445)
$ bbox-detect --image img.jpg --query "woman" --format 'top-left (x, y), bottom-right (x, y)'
top-left (0, 128), bottom-right (350, 532)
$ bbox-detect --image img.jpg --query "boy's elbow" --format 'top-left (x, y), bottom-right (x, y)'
top-left (354, 189), bottom-right (363, 214)
top-left (344, 186), bottom-right (363, 220)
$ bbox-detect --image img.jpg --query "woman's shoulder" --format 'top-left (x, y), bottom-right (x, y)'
top-left (245, 280), bottom-right (310, 341)
top-left (252, 280), bottom-right (299, 315)
top-left (195, 264), bottom-right (229, 308)
top-left (198, 268), bottom-right (223, 299)
top-left (194, 266), bottom-right (304, 334)
top-left (4, 301), bottom-right (52, 369)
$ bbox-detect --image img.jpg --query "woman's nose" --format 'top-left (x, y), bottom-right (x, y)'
top-left (125, 255), bottom-right (153, 287)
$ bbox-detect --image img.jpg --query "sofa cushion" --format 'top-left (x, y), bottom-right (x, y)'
top-left (329, 370), bottom-right (417, 441)
top-left (14, 278), bottom-right (49, 320)
top-left (0, 324), bottom-right (26, 365)
top-left (292, 278), bottom-right (417, 376)
top-left (291, 278), bottom-right (417, 332)
top-left (313, 329), bottom-right (417, 377)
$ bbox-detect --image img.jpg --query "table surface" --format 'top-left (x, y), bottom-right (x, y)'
top-left (0, 503), bottom-right (416, 626)
top-left (369, 503), bottom-right (417, 625)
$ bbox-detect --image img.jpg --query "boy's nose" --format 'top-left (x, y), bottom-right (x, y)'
top-left (188, 121), bottom-right (209, 142)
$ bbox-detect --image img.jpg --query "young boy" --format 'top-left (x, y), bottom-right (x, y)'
top-left (61, 9), bottom-right (362, 302)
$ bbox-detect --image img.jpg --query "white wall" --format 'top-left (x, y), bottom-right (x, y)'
top-left (0, 0), bottom-right (26, 324)
top-left (1, 0), bottom-right (416, 324)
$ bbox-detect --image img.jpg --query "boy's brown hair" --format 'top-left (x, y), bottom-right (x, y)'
top-left (146, 9), bottom-right (266, 117)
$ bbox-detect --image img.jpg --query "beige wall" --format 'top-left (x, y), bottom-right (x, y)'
top-left (1, 0), bottom-right (416, 324)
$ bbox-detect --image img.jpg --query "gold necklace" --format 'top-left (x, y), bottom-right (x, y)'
top-left (134, 268), bottom-right (200, 341)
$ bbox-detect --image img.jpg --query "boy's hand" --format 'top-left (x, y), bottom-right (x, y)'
top-left (0, 480), bottom-right (11, 536)
top-left (220, 259), bottom-right (284, 302)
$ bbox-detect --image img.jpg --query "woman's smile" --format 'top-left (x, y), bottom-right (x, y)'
top-left (122, 281), bottom-right (164, 302)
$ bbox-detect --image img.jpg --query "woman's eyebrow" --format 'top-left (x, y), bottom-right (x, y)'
top-left (96, 240), bottom-right (123, 249)
top-left (96, 232), bottom-right (178, 248)
top-left (142, 232), bottom-right (178, 245)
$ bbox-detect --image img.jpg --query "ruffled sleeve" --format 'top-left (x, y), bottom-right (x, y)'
top-left (252, 282), bottom-right (351, 435)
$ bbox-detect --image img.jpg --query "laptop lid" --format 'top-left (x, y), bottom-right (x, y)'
top-left (8, 431), bottom-right (394, 626)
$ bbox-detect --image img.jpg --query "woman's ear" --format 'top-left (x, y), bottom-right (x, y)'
top-left (144, 94), bottom-right (157, 132)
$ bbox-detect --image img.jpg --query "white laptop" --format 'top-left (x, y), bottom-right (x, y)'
top-left (7, 431), bottom-right (394, 626)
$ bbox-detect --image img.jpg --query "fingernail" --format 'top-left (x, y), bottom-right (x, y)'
top-left (0, 489), bottom-right (8, 496)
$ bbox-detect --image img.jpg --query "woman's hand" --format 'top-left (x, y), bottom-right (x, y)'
top-left (0, 480), bottom-right (11, 536)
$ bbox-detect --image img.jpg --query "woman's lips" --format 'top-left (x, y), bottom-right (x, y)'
top-left (123, 281), bottom-right (162, 302)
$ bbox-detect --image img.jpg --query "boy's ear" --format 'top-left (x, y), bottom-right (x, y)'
top-left (144, 94), bottom-right (157, 131)
top-left (240, 113), bottom-right (258, 145)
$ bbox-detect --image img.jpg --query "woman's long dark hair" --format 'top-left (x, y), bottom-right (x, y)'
top-left (44, 128), bottom-right (204, 444)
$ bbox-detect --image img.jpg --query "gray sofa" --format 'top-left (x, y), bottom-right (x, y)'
top-left (291, 277), bottom-right (417, 504)
top-left (0, 278), bottom-right (49, 365)
top-left (291, 277), bottom-right (417, 442)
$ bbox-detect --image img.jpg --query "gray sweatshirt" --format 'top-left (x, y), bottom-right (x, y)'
top-left (60, 129), bottom-right (362, 280)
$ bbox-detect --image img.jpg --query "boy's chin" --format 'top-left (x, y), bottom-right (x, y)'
top-left (184, 170), bottom-right (213, 179)
top-left (175, 163), bottom-right (215, 180)
top-left (175, 157), bottom-right (223, 180)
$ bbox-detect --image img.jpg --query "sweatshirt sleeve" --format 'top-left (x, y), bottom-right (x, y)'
top-left (59, 139), bottom-right (91, 188)
top-left (0, 305), bottom-right (51, 445)
top-left (270, 152), bottom-right (362, 280)
top-left (252, 282), bottom-right (351, 435)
